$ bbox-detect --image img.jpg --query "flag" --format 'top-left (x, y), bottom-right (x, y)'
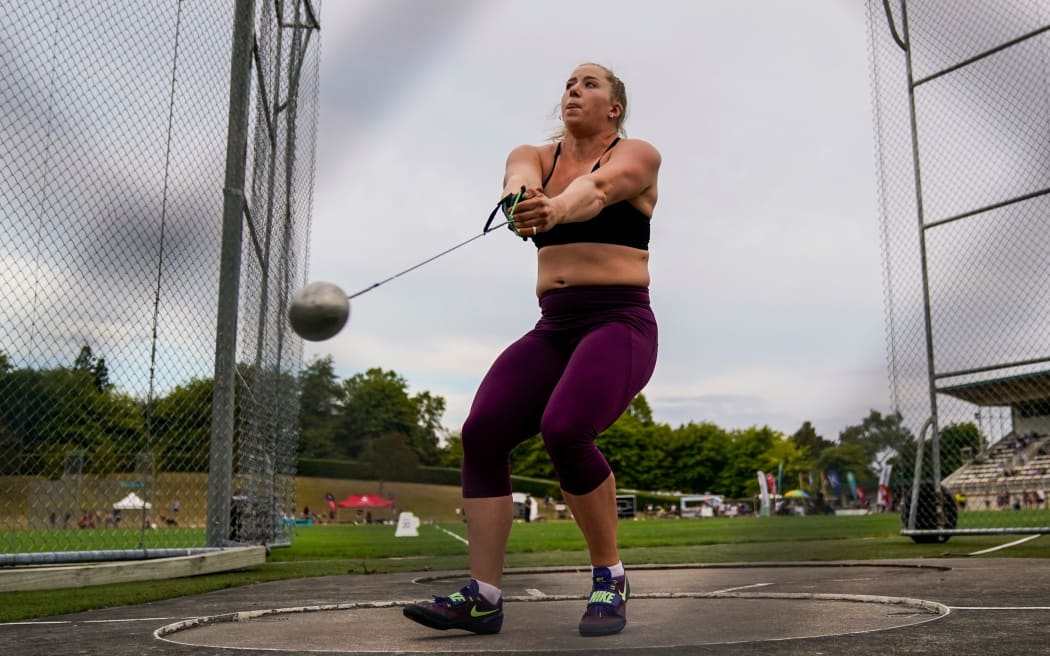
top-left (846, 471), bottom-right (858, 500)
top-left (877, 463), bottom-right (893, 509)
top-left (766, 472), bottom-right (777, 498)
top-left (777, 462), bottom-right (784, 501)
top-left (826, 470), bottom-right (841, 497)
top-left (757, 471), bottom-right (770, 516)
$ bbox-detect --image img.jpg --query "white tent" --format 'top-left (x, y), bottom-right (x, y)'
top-left (113, 492), bottom-right (152, 510)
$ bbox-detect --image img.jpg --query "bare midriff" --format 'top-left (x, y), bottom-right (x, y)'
top-left (536, 242), bottom-right (650, 296)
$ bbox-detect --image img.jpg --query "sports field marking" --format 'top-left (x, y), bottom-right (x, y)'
top-left (949, 606), bottom-right (1050, 611)
top-left (2, 617), bottom-right (175, 627)
top-left (432, 524), bottom-right (468, 545)
top-left (711, 582), bottom-right (773, 593)
top-left (83, 617), bottom-right (175, 623)
top-left (968, 534), bottom-right (1041, 556)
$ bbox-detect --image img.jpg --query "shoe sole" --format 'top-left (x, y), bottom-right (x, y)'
top-left (579, 616), bottom-right (627, 636)
top-left (403, 606), bottom-right (503, 635)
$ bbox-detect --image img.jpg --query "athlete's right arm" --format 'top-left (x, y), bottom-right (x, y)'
top-left (502, 144), bottom-right (544, 199)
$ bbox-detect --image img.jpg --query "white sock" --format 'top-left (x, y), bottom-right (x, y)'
top-left (597, 561), bottom-right (625, 578)
top-left (472, 578), bottom-right (502, 604)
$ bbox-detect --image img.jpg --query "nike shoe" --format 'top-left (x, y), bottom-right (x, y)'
top-left (578, 566), bottom-right (629, 636)
top-left (403, 579), bottom-right (503, 635)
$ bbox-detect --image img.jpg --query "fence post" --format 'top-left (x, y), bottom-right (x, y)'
top-left (207, 0), bottom-right (256, 548)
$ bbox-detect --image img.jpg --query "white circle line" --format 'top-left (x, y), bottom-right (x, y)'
top-left (153, 592), bottom-right (950, 653)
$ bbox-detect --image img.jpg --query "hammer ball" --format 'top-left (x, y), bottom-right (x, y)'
top-left (288, 281), bottom-right (350, 341)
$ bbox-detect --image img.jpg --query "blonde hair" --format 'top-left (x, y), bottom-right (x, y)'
top-left (549, 62), bottom-right (628, 141)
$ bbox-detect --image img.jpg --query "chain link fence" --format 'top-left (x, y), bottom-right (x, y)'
top-left (0, 0), bottom-right (320, 562)
top-left (868, 0), bottom-right (1050, 540)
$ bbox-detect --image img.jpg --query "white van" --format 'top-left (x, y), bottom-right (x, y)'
top-left (679, 495), bottom-right (724, 518)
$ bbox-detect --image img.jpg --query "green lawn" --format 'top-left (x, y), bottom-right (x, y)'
top-left (3, 513), bottom-right (1047, 623)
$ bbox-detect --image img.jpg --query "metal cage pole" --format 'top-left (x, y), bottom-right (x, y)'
top-left (882, 0), bottom-right (944, 530)
top-left (207, 0), bottom-right (257, 548)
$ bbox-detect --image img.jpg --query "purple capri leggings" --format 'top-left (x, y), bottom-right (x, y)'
top-left (461, 285), bottom-right (658, 497)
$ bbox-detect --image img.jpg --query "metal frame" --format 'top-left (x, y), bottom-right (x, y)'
top-left (207, 0), bottom-right (319, 549)
top-left (880, 0), bottom-right (1050, 538)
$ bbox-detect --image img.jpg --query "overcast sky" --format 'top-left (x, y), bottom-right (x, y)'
top-left (303, 0), bottom-right (889, 441)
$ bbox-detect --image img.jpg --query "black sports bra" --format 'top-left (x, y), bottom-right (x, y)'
top-left (532, 138), bottom-right (651, 251)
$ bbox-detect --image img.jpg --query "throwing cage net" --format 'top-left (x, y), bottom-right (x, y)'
top-left (868, 0), bottom-right (1050, 541)
top-left (0, 0), bottom-right (320, 563)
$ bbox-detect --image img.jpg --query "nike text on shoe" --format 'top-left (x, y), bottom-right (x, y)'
top-left (578, 567), bottom-right (629, 636)
top-left (403, 580), bottom-right (503, 635)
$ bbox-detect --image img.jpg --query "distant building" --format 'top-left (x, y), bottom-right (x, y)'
top-left (940, 370), bottom-right (1050, 510)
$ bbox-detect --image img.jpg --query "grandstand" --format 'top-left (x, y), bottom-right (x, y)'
top-left (940, 371), bottom-right (1050, 511)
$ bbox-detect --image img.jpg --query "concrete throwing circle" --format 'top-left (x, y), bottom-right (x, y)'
top-left (156, 586), bottom-right (948, 653)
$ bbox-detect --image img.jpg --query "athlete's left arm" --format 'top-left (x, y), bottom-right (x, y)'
top-left (514, 139), bottom-right (661, 232)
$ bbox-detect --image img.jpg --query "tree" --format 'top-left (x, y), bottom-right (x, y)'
top-left (74, 345), bottom-right (94, 372)
top-left (838, 409), bottom-right (913, 473)
top-left (298, 356), bottom-right (343, 458)
top-left (0, 352), bottom-right (18, 474)
top-left (716, 426), bottom-right (782, 498)
top-left (410, 390), bottom-right (446, 466)
top-left (150, 377), bottom-right (214, 472)
top-left (937, 422), bottom-right (981, 476)
top-left (361, 432), bottom-right (420, 496)
top-left (658, 421), bottom-right (731, 494)
top-left (627, 394), bottom-right (654, 426)
top-left (895, 421), bottom-right (980, 483)
top-left (761, 437), bottom-right (810, 493)
top-left (438, 433), bottom-right (464, 469)
top-left (0, 365), bottom-right (144, 476)
top-left (510, 433), bottom-right (556, 480)
top-left (73, 344), bottom-right (110, 392)
top-left (337, 368), bottom-right (446, 464)
top-left (791, 421), bottom-right (833, 459)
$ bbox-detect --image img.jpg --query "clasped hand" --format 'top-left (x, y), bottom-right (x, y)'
top-left (506, 187), bottom-right (559, 237)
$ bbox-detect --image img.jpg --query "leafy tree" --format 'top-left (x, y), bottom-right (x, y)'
top-left (659, 421), bottom-right (731, 494)
top-left (894, 421), bottom-right (980, 483)
top-left (0, 366), bottom-right (144, 476)
top-left (150, 377), bottom-right (214, 472)
top-left (72, 344), bottom-right (111, 392)
top-left (716, 426), bottom-right (782, 497)
top-left (74, 345), bottom-right (94, 372)
top-left (627, 394), bottom-right (654, 426)
top-left (510, 433), bottom-right (556, 480)
top-left (361, 432), bottom-right (420, 496)
top-left (438, 432), bottom-right (464, 469)
top-left (791, 421), bottom-right (833, 459)
top-left (936, 422), bottom-right (981, 475)
top-left (337, 368), bottom-right (446, 464)
top-left (298, 356), bottom-right (343, 458)
top-left (0, 351), bottom-right (14, 473)
top-left (761, 437), bottom-right (810, 494)
top-left (410, 390), bottom-right (446, 466)
top-left (838, 409), bottom-right (913, 472)
top-left (90, 358), bottom-right (110, 392)
top-left (338, 369), bottom-right (418, 458)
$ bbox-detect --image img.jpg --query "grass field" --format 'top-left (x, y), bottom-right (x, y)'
top-left (3, 507), bottom-right (1048, 623)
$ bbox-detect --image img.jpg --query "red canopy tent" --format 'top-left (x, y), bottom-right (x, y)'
top-left (335, 494), bottom-right (394, 508)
